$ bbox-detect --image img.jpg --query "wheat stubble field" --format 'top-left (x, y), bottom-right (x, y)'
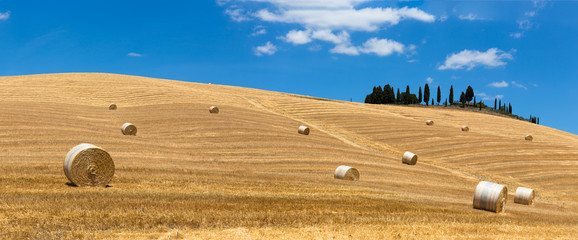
top-left (0, 73), bottom-right (577, 239)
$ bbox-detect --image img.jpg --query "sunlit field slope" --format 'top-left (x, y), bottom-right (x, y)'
top-left (1, 73), bottom-right (577, 239)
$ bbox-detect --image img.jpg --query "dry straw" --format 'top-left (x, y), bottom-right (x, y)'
top-left (525, 134), bottom-right (533, 141)
top-left (402, 151), bottom-right (418, 165)
top-left (514, 187), bottom-right (535, 205)
top-left (298, 125), bottom-right (310, 135)
top-left (209, 106), bottom-right (219, 114)
top-left (109, 103), bottom-right (117, 110)
top-left (473, 181), bottom-right (508, 213)
top-left (64, 143), bottom-right (115, 187)
top-left (122, 123), bottom-right (137, 136)
top-left (461, 126), bottom-right (469, 132)
top-left (334, 165), bottom-right (359, 181)
top-left (426, 120), bottom-right (434, 126)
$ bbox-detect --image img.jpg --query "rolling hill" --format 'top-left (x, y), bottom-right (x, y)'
top-left (1, 73), bottom-right (577, 239)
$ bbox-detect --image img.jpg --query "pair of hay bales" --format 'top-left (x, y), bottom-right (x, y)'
top-left (335, 151), bottom-right (418, 181)
top-left (473, 181), bottom-right (535, 213)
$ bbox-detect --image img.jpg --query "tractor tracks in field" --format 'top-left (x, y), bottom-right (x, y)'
top-left (243, 96), bottom-right (480, 182)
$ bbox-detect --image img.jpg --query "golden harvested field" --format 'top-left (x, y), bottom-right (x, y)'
top-left (1, 73), bottom-right (577, 239)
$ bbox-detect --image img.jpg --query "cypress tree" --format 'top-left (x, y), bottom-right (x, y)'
top-left (498, 99), bottom-right (502, 111)
top-left (418, 87), bottom-right (422, 104)
top-left (494, 98), bottom-right (497, 110)
top-left (405, 85), bottom-right (410, 104)
top-left (396, 88), bottom-right (401, 104)
top-left (449, 85), bottom-right (454, 104)
top-left (465, 86), bottom-right (474, 103)
top-left (424, 84), bottom-right (430, 106)
top-left (473, 97), bottom-right (476, 107)
top-left (431, 99), bottom-right (434, 106)
top-left (437, 86), bottom-right (441, 105)
top-left (509, 103), bottom-right (512, 114)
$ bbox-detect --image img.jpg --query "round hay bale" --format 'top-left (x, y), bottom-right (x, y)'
top-left (64, 143), bottom-right (115, 187)
top-left (109, 103), bottom-right (117, 110)
top-left (525, 134), bottom-right (533, 141)
top-left (209, 106), bottom-right (219, 114)
top-left (514, 187), bottom-right (535, 205)
top-left (402, 151), bottom-right (418, 165)
top-left (298, 125), bottom-right (310, 135)
top-left (426, 120), bottom-right (434, 126)
top-left (121, 123), bottom-right (137, 136)
top-left (473, 181), bottom-right (508, 213)
top-left (334, 165), bottom-right (359, 181)
top-left (461, 126), bottom-right (469, 132)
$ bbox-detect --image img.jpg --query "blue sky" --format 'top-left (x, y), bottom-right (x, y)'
top-left (0, 1), bottom-right (576, 134)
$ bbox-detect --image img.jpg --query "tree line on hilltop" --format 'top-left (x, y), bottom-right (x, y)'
top-left (364, 83), bottom-right (539, 124)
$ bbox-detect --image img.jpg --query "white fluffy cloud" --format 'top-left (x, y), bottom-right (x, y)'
top-left (254, 41), bottom-right (277, 56)
top-left (0, 11), bottom-right (10, 20)
top-left (426, 77), bottom-right (433, 84)
top-left (220, 1), bottom-right (435, 57)
top-left (282, 30), bottom-right (312, 44)
top-left (358, 38), bottom-right (404, 56)
top-left (438, 48), bottom-right (514, 70)
top-left (488, 81), bottom-right (509, 88)
top-left (256, 7), bottom-right (434, 32)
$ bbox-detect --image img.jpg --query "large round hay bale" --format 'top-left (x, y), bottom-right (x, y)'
top-left (64, 143), bottom-right (115, 187)
top-left (514, 187), bottom-right (535, 205)
top-left (461, 126), bottom-right (469, 132)
top-left (109, 103), bottom-right (117, 110)
top-left (298, 125), bottom-right (310, 135)
top-left (473, 181), bottom-right (508, 213)
top-left (402, 151), bottom-right (418, 165)
top-left (525, 134), bottom-right (533, 141)
top-left (426, 120), bottom-right (434, 126)
top-left (334, 165), bottom-right (359, 181)
top-left (209, 106), bottom-right (219, 114)
top-left (121, 123), bottom-right (137, 136)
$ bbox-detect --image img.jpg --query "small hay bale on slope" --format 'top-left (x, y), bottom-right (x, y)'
top-left (514, 187), bottom-right (535, 205)
top-left (525, 134), bottom-right (533, 141)
top-left (121, 123), bottom-right (137, 136)
top-left (473, 181), bottom-right (508, 213)
top-left (402, 151), bottom-right (418, 165)
top-left (298, 125), bottom-right (310, 135)
top-left (334, 165), bottom-right (359, 181)
top-left (209, 106), bottom-right (219, 114)
top-left (426, 120), bottom-right (434, 126)
top-left (64, 143), bottom-right (115, 187)
top-left (461, 126), bottom-right (469, 132)
top-left (109, 103), bottom-right (117, 110)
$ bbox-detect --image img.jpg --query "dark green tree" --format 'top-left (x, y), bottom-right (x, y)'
top-left (405, 85), bottom-right (411, 104)
top-left (473, 96), bottom-right (476, 107)
top-left (460, 92), bottom-right (465, 107)
top-left (508, 103), bottom-right (512, 114)
top-left (431, 99), bottom-right (434, 106)
top-left (494, 98), bottom-right (497, 110)
top-left (396, 88), bottom-right (401, 103)
top-left (424, 84), bottom-right (430, 106)
top-left (449, 85), bottom-right (454, 104)
top-left (465, 86), bottom-right (474, 103)
top-left (418, 86), bottom-right (422, 104)
top-left (499, 99), bottom-right (502, 111)
top-left (436, 86), bottom-right (441, 105)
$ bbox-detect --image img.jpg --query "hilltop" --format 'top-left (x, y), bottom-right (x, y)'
top-left (1, 73), bottom-right (577, 239)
